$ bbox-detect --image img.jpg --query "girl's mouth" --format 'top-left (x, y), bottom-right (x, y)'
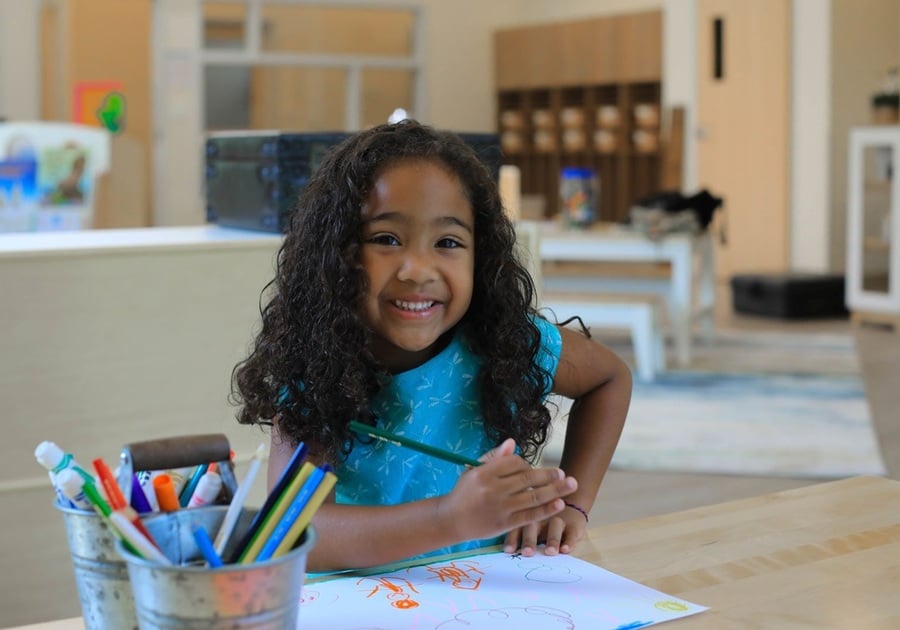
top-left (392, 299), bottom-right (436, 312)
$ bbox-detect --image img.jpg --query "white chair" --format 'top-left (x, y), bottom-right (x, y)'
top-left (515, 220), bottom-right (666, 381)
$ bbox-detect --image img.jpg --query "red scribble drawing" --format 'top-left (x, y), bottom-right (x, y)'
top-left (425, 561), bottom-right (485, 590)
top-left (357, 576), bottom-right (421, 609)
top-left (298, 589), bottom-right (339, 607)
top-left (299, 589), bottom-right (320, 605)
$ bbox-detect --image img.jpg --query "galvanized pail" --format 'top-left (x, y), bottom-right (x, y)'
top-left (56, 501), bottom-right (138, 630)
top-left (54, 433), bottom-right (238, 629)
top-left (119, 506), bottom-right (316, 629)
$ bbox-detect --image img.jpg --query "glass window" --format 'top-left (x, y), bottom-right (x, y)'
top-left (202, 1), bottom-right (421, 132)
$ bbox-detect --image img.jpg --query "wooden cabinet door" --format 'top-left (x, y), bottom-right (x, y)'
top-left (615, 11), bottom-right (662, 83)
top-left (496, 25), bottom-right (563, 90)
top-left (697, 0), bottom-right (790, 280)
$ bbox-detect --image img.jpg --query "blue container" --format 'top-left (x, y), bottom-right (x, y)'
top-left (559, 167), bottom-right (598, 228)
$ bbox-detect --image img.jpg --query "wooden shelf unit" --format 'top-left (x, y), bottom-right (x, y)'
top-left (494, 11), bottom-right (663, 222)
top-left (846, 127), bottom-right (900, 325)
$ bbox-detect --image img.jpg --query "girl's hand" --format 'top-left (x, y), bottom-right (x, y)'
top-left (437, 438), bottom-right (578, 544)
top-left (502, 504), bottom-right (588, 557)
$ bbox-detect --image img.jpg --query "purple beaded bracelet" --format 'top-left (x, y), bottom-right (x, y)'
top-left (564, 501), bottom-right (589, 523)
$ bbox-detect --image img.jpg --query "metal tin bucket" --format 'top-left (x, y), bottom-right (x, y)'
top-left (119, 506), bottom-right (316, 629)
top-left (56, 501), bottom-right (139, 630)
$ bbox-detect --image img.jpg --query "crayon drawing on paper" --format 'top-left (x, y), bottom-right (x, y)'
top-left (299, 551), bottom-right (707, 629)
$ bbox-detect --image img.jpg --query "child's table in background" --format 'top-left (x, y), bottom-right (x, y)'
top-left (538, 221), bottom-right (715, 367)
top-left (15, 476), bottom-right (900, 628)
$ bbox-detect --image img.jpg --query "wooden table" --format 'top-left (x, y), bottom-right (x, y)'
top-left (579, 475), bottom-right (900, 628)
top-left (538, 222), bottom-right (716, 367)
top-left (13, 476), bottom-right (900, 629)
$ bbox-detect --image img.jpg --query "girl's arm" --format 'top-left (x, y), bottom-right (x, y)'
top-left (505, 325), bottom-right (632, 556)
top-left (552, 325), bottom-right (632, 516)
top-left (267, 431), bottom-right (578, 572)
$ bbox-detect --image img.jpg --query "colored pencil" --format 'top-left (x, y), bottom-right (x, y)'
top-left (271, 470), bottom-right (336, 559)
top-left (237, 462), bottom-right (315, 564)
top-left (349, 421), bottom-right (481, 467)
top-left (225, 441), bottom-right (307, 563)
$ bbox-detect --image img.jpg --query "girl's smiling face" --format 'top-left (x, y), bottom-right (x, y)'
top-left (360, 159), bottom-right (475, 372)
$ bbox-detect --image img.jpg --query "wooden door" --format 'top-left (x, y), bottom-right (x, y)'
top-left (697, 0), bottom-right (790, 280)
top-left (41, 0), bottom-right (153, 227)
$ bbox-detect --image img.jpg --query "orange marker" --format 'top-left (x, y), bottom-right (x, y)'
top-left (153, 474), bottom-right (180, 512)
top-left (93, 458), bottom-right (127, 511)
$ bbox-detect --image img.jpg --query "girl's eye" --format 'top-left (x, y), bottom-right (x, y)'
top-left (367, 233), bottom-right (400, 246)
top-left (436, 237), bottom-right (464, 249)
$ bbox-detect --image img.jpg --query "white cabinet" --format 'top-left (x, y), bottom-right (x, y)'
top-left (846, 127), bottom-right (900, 322)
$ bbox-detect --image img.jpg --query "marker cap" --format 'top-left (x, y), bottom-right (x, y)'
top-left (56, 468), bottom-right (93, 510)
top-left (34, 441), bottom-right (67, 472)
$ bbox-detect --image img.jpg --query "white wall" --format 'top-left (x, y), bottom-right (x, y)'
top-left (0, 1), bottom-right (41, 121)
top-left (791, 0), bottom-right (831, 272)
top-left (152, 0), bottom-right (204, 227)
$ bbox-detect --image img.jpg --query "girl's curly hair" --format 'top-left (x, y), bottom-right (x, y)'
top-left (231, 120), bottom-right (552, 462)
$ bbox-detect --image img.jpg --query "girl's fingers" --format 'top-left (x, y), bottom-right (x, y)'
top-left (542, 517), bottom-right (567, 556)
top-left (478, 437), bottom-right (517, 463)
top-left (508, 497), bottom-right (566, 530)
top-left (519, 521), bottom-right (541, 556)
top-left (503, 527), bottom-right (522, 553)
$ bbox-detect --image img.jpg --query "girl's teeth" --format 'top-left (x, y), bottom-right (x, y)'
top-left (395, 300), bottom-right (434, 312)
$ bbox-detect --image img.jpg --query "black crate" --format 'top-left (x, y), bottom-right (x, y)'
top-left (730, 273), bottom-right (848, 319)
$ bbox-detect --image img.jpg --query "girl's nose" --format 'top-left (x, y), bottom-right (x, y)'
top-left (396, 249), bottom-right (437, 284)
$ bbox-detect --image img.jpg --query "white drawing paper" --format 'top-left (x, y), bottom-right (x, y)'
top-left (299, 551), bottom-right (707, 629)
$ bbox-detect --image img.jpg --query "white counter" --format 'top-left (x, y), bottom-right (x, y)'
top-left (0, 224), bottom-right (282, 627)
top-left (0, 225), bottom-right (282, 258)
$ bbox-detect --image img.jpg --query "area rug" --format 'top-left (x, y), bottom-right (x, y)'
top-left (543, 330), bottom-right (888, 479)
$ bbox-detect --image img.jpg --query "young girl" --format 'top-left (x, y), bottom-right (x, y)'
top-left (232, 120), bottom-right (632, 572)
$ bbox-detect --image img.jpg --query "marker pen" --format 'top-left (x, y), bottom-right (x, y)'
top-left (187, 471), bottom-right (222, 508)
top-left (153, 474), bottom-right (180, 512)
top-left (130, 476), bottom-right (153, 514)
top-left (179, 464), bottom-right (209, 507)
top-left (34, 441), bottom-right (94, 507)
top-left (109, 511), bottom-right (171, 565)
top-left (117, 505), bottom-right (161, 550)
top-left (139, 470), bottom-right (160, 512)
top-left (77, 477), bottom-right (143, 558)
top-left (93, 458), bottom-right (127, 511)
top-left (55, 468), bottom-right (94, 511)
top-left (191, 525), bottom-right (224, 568)
top-left (165, 466), bottom-right (193, 497)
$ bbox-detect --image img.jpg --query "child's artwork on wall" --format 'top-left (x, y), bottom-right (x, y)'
top-left (73, 81), bottom-right (126, 134)
top-left (299, 551), bottom-right (707, 629)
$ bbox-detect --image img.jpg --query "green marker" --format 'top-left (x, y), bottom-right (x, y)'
top-left (349, 421), bottom-right (482, 468)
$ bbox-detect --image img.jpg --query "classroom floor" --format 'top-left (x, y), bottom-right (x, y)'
top-left (586, 282), bottom-right (900, 526)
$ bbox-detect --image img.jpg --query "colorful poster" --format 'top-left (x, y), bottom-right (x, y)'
top-left (0, 124), bottom-right (104, 232)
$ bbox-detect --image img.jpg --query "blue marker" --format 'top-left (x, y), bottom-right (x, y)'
top-left (255, 465), bottom-right (326, 562)
top-left (191, 524), bottom-right (223, 568)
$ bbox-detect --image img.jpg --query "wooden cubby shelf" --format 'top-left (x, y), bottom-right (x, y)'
top-left (494, 10), bottom-right (663, 222)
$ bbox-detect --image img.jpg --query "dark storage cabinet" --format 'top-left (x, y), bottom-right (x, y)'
top-left (730, 273), bottom-right (848, 319)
